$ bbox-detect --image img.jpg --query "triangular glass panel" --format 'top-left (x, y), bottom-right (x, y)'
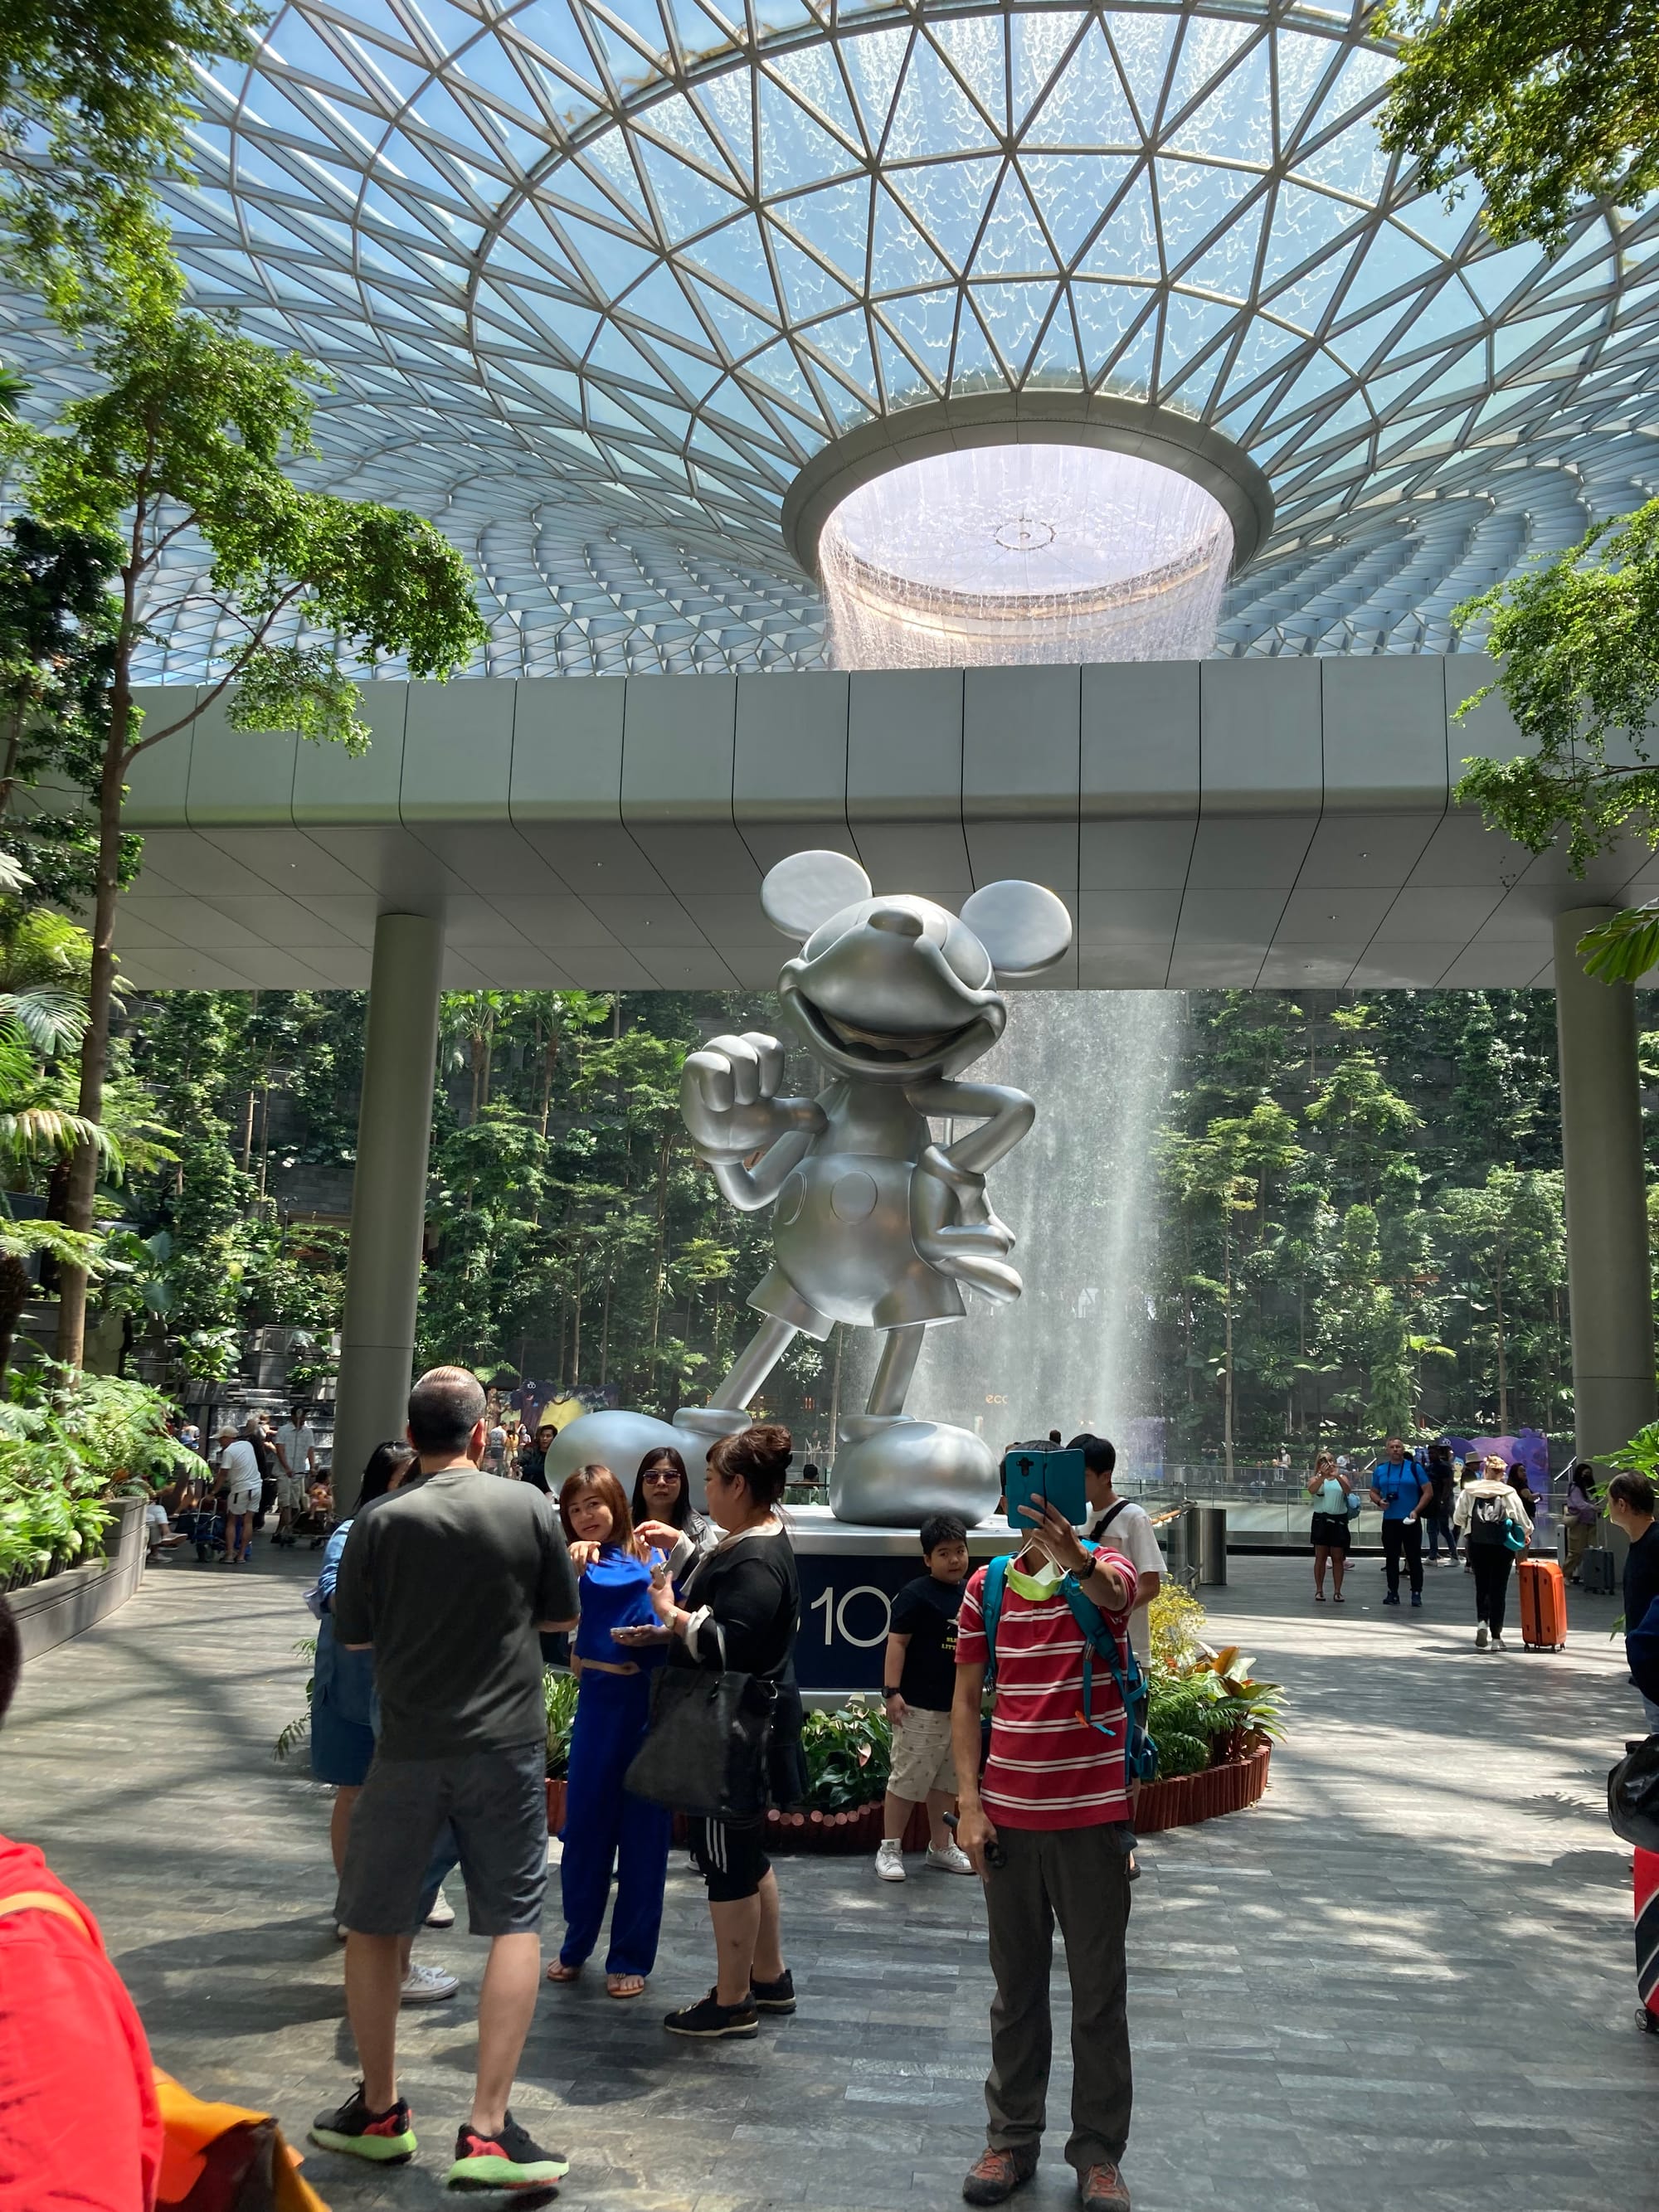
top-left (1490, 303), bottom-right (1583, 372)
top-left (886, 37), bottom-right (997, 161)
top-left (1272, 238), bottom-right (1363, 333)
top-left (635, 137), bottom-right (742, 244)
top-left (616, 261), bottom-right (709, 347)
top-left (1182, 198), bottom-right (1265, 299)
top-left (804, 304), bottom-right (874, 377)
top-left (1401, 342), bottom-right (1488, 412)
top-left (767, 46), bottom-right (865, 158)
top-left (876, 321), bottom-right (937, 405)
top-left (1381, 275), bottom-right (1484, 360)
top-left (587, 320), bottom-right (661, 387)
top-left (975, 169), bottom-right (1058, 279)
top-left (684, 273), bottom-right (776, 356)
top-left (1258, 180), bottom-right (1360, 288)
top-left (869, 188), bottom-right (951, 294)
top-left (890, 158), bottom-right (1000, 272)
top-left (1262, 346), bottom-right (1348, 425)
top-left (1026, 31), bottom-right (1138, 160)
top-left (555, 208), bottom-right (663, 301)
top-left (742, 341), bottom-right (821, 417)
top-left (758, 72), bottom-right (860, 196)
top-left (1272, 28), bottom-right (1339, 152)
top-left (573, 131), bottom-right (654, 226)
top-left (1299, 45), bottom-right (1394, 145)
top-left (1108, 10), bottom-right (1180, 131)
top-left (1019, 153), bottom-right (1133, 265)
top-left (1157, 158), bottom-right (1260, 274)
top-left (1101, 314), bottom-right (1156, 396)
top-left (1330, 219), bottom-right (1444, 317)
top-left (1070, 279), bottom-right (1152, 381)
top-left (767, 223), bottom-right (858, 321)
top-left (1156, 291), bottom-right (1238, 402)
top-left (844, 26), bottom-right (912, 149)
top-left (682, 210), bottom-right (779, 311)
top-left (933, 17), bottom-right (1008, 140)
top-left (948, 303), bottom-right (1001, 391)
top-left (1078, 168), bottom-right (1158, 281)
top-left (1026, 303), bottom-right (1083, 388)
top-left (694, 68), bottom-right (756, 181)
top-left (971, 280), bottom-right (1056, 376)
top-left (1291, 118), bottom-right (1389, 202)
top-left (774, 177), bottom-right (870, 289)
top-left (1213, 314), bottom-right (1304, 408)
top-left (642, 89), bottom-right (741, 180)
top-left (1166, 32), bottom-right (1272, 167)
top-left (1460, 241), bottom-right (1544, 315)
top-left (1010, 11), bottom-right (1087, 138)
top-left (878, 286), bottom-right (959, 381)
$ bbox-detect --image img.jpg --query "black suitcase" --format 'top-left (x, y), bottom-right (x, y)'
top-left (1580, 1547), bottom-right (1616, 1596)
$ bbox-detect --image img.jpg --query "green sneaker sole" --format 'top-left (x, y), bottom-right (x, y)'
top-left (446, 2151), bottom-right (570, 2190)
top-left (308, 2123), bottom-right (417, 2164)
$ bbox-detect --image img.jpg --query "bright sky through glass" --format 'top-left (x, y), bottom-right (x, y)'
top-left (4, 2), bottom-right (1658, 673)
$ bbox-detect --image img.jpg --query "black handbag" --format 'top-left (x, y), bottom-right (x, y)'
top-left (624, 1653), bottom-right (776, 1821)
top-left (1608, 1733), bottom-right (1659, 1854)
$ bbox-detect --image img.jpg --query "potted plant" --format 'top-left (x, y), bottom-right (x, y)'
top-left (544, 1667), bottom-right (576, 1831)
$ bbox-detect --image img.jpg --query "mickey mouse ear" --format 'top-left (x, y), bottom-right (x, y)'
top-left (761, 849), bottom-right (873, 939)
top-left (959, 881), bottom-right (1073, 976)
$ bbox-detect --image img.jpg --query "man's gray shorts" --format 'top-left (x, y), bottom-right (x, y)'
top-left (335, 1739), bottom-right (547, 1937)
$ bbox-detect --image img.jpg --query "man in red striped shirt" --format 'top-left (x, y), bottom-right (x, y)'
top-left (951, 1499), bottom-right (1138, 2212)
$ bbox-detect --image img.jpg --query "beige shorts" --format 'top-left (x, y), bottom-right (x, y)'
top-left (888, 1704), bottom-right (958, 1803)
top-left (276, 1471), bottom-right (307, 1511)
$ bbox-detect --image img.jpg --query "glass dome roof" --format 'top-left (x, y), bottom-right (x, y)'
top-left (7, 1), bottom-right (1659, 673)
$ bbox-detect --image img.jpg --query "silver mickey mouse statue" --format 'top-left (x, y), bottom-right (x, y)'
top-left (673, 849), bottom-right (1073, 1527)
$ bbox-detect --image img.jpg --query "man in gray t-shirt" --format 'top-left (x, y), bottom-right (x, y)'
top-left (314, 1366), bottom-right (579, 2193)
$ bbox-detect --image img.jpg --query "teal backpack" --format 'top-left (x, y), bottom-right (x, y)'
top-left (980, 1552), bottom-right (1159, 1790)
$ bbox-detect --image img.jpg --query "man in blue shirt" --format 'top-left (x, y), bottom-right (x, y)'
top-left (1369, 1438), bottom-right (1433, 1608)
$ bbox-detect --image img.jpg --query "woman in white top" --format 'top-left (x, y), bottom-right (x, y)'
top-left (1452, 1453), bottom-right (1534, 1649)
top-left (1305, 1452), bottom-right (1355, 1604)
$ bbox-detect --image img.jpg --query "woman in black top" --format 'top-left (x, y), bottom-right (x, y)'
top-left (517, 1422), bottom-right (556, 1495)
top-left (616, 1423), bottom-right (804, 2041)
top-left (630, 1446), bottom-right (716, 1565)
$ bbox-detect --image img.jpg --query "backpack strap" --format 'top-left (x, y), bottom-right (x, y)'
top-left (1058, 1573), bottom-right (1159, 1790)
top-left (980, 1553), bottom-right (1010, 1683)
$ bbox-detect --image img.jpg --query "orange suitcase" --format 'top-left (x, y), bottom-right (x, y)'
top-left (1517, 1556), bottom-right (1567, 1650)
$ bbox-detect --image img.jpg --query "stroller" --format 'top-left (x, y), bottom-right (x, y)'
top-left (176, 1503), bottom-right (227, 1562)
top-left (290, 1494), bottom-right (333, 1549)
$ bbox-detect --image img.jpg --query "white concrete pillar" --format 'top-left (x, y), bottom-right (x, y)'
top-left (331, 912), bottom-right (443, 1508)
top-left (1553, 906), bottom-right (1656, 1467)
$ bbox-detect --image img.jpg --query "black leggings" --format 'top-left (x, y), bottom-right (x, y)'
top-left (1470, 1546), bottom-right (1512, 1632)
top-left (688, 1814), bottom-right (770, 1903)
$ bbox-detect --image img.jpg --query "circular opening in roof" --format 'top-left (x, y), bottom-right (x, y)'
top-left (817, 445), bottom-right (1233, 669)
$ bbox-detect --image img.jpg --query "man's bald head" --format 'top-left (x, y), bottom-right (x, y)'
top-left (407, 1365), bottom-right (487, 1457)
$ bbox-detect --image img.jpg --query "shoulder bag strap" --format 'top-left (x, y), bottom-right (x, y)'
top-left (0, 1889), bottom-right (96, 1943)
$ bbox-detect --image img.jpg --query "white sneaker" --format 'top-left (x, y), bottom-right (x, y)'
top-left (874, 1838), bottom-right (906, 1882)
top-left (924, 1840), bottom-right (975, 1877)
top-left (424, 1885), bottom-right (456, 1928)
top-left (1490, 1630), bottom-right (1506, 1650)
top-left (400, 1961), bottom-right (459, 2005)
top-left (1475, 1624), bottom-right (1489, 1650)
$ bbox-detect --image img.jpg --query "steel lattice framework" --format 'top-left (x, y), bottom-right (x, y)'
top-left (8, 0), bottom-right (1659, 674)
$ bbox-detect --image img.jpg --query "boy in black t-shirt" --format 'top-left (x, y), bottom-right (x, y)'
top-left (876, 1514), bottom-right (975, 1883)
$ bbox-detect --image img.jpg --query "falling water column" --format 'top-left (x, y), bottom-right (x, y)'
top-left (331, 912), bottom-right (444, 1509)
top-left (1553, 907), bottom-right (1656, 1468)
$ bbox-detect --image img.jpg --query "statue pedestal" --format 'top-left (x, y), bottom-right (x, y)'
top-left (791, 1507), bottom-right (1017, 1698)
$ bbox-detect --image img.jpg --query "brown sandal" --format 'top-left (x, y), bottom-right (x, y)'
top-left (544, 1961), bottom-right (582, 1983)
top-left (606, 1973), bottom-right (647, 1999)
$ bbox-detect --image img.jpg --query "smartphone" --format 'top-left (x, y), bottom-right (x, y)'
top-left (1001, 1446), bottom-right (1087, 1533)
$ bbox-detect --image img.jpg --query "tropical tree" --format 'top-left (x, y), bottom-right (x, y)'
top-left (1435, 1167), bottom-right (1567, 1431)
top-left (0, 0), bottom-right (260, 328)
top-left (1379, 0), bottom-right (1659, 251)
top-left (1, 302), bottom-right (487, 1364)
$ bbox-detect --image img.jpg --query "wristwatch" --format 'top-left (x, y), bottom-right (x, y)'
top-left (882, 1686), bottom-right (902, 1699)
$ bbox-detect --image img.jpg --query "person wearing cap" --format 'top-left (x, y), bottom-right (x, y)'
top-left (215, 1426), bottom-right (264, 1566)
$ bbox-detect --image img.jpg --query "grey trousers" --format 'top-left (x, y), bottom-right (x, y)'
top-left (981, 1821), bottom-right (1133, 2172)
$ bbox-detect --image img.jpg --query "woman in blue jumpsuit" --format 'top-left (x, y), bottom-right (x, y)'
top-left (546, 1464), bottom-right (673, 1999)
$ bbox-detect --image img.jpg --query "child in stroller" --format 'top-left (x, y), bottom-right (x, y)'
top-left (291, 1479), bottom-right (333, 1550)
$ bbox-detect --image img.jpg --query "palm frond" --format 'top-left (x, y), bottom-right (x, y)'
top-left (0, 1106), bottom-right (124, 1168)
top-left (0, 988), bottom-right (87, 1058)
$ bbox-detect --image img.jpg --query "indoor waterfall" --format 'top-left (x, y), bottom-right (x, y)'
top-left (841, 990), bottom-right (1185, 1461)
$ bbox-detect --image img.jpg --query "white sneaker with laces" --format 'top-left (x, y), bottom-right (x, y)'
top-left (1475, 1624), bottom-right (1489, 1650)
top-left (400, 1961), bottom-right (459, 2005)
top-left (1490, 1630), bottom-right (1506, 1650)
top-left (874, 1838), bottom-right (906, 1883)
top-left (425, 1884), bottom-right (456, 1928)
top-left (925, 1840), bottom-right (975, 1876)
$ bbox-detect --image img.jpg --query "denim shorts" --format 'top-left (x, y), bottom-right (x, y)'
top-left (336, 1738), bottom-right (547, 1937)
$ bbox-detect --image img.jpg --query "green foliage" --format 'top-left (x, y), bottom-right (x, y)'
top-left (0, 1359), bottom-right (187, 1580)
top-left (0, 0), bottom-right (262, 328)
top-left (544, 1666), bottom-right (578, 1778)
top-left (799, 1699), bottom-right (893, 1811)
top-left (1607, 1418), bottom-right (1659, 1482)
top-left (1377, 0), bottom-right (1659, 251)
top-left (274, 1636), bottom-right (317, 1762)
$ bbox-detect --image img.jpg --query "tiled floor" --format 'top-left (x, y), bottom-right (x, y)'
top-left (3, 1543), bottom-right (1656, 2211)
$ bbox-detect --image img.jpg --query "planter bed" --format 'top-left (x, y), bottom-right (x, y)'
top-left (11, 1496), bottom-right (147, 1665)
top-left (548, 1748), bottom-right (1272, 1847)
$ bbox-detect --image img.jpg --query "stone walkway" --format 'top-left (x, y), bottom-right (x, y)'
top-left (3, 1544), bottom-right (1656, 2212)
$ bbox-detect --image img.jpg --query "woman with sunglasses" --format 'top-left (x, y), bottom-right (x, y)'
top-left (630, 1446), bottom-right (716, 1574)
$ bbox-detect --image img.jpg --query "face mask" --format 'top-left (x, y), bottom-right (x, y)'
top-left (1005, 1556), bottom-right (1065, 1602)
